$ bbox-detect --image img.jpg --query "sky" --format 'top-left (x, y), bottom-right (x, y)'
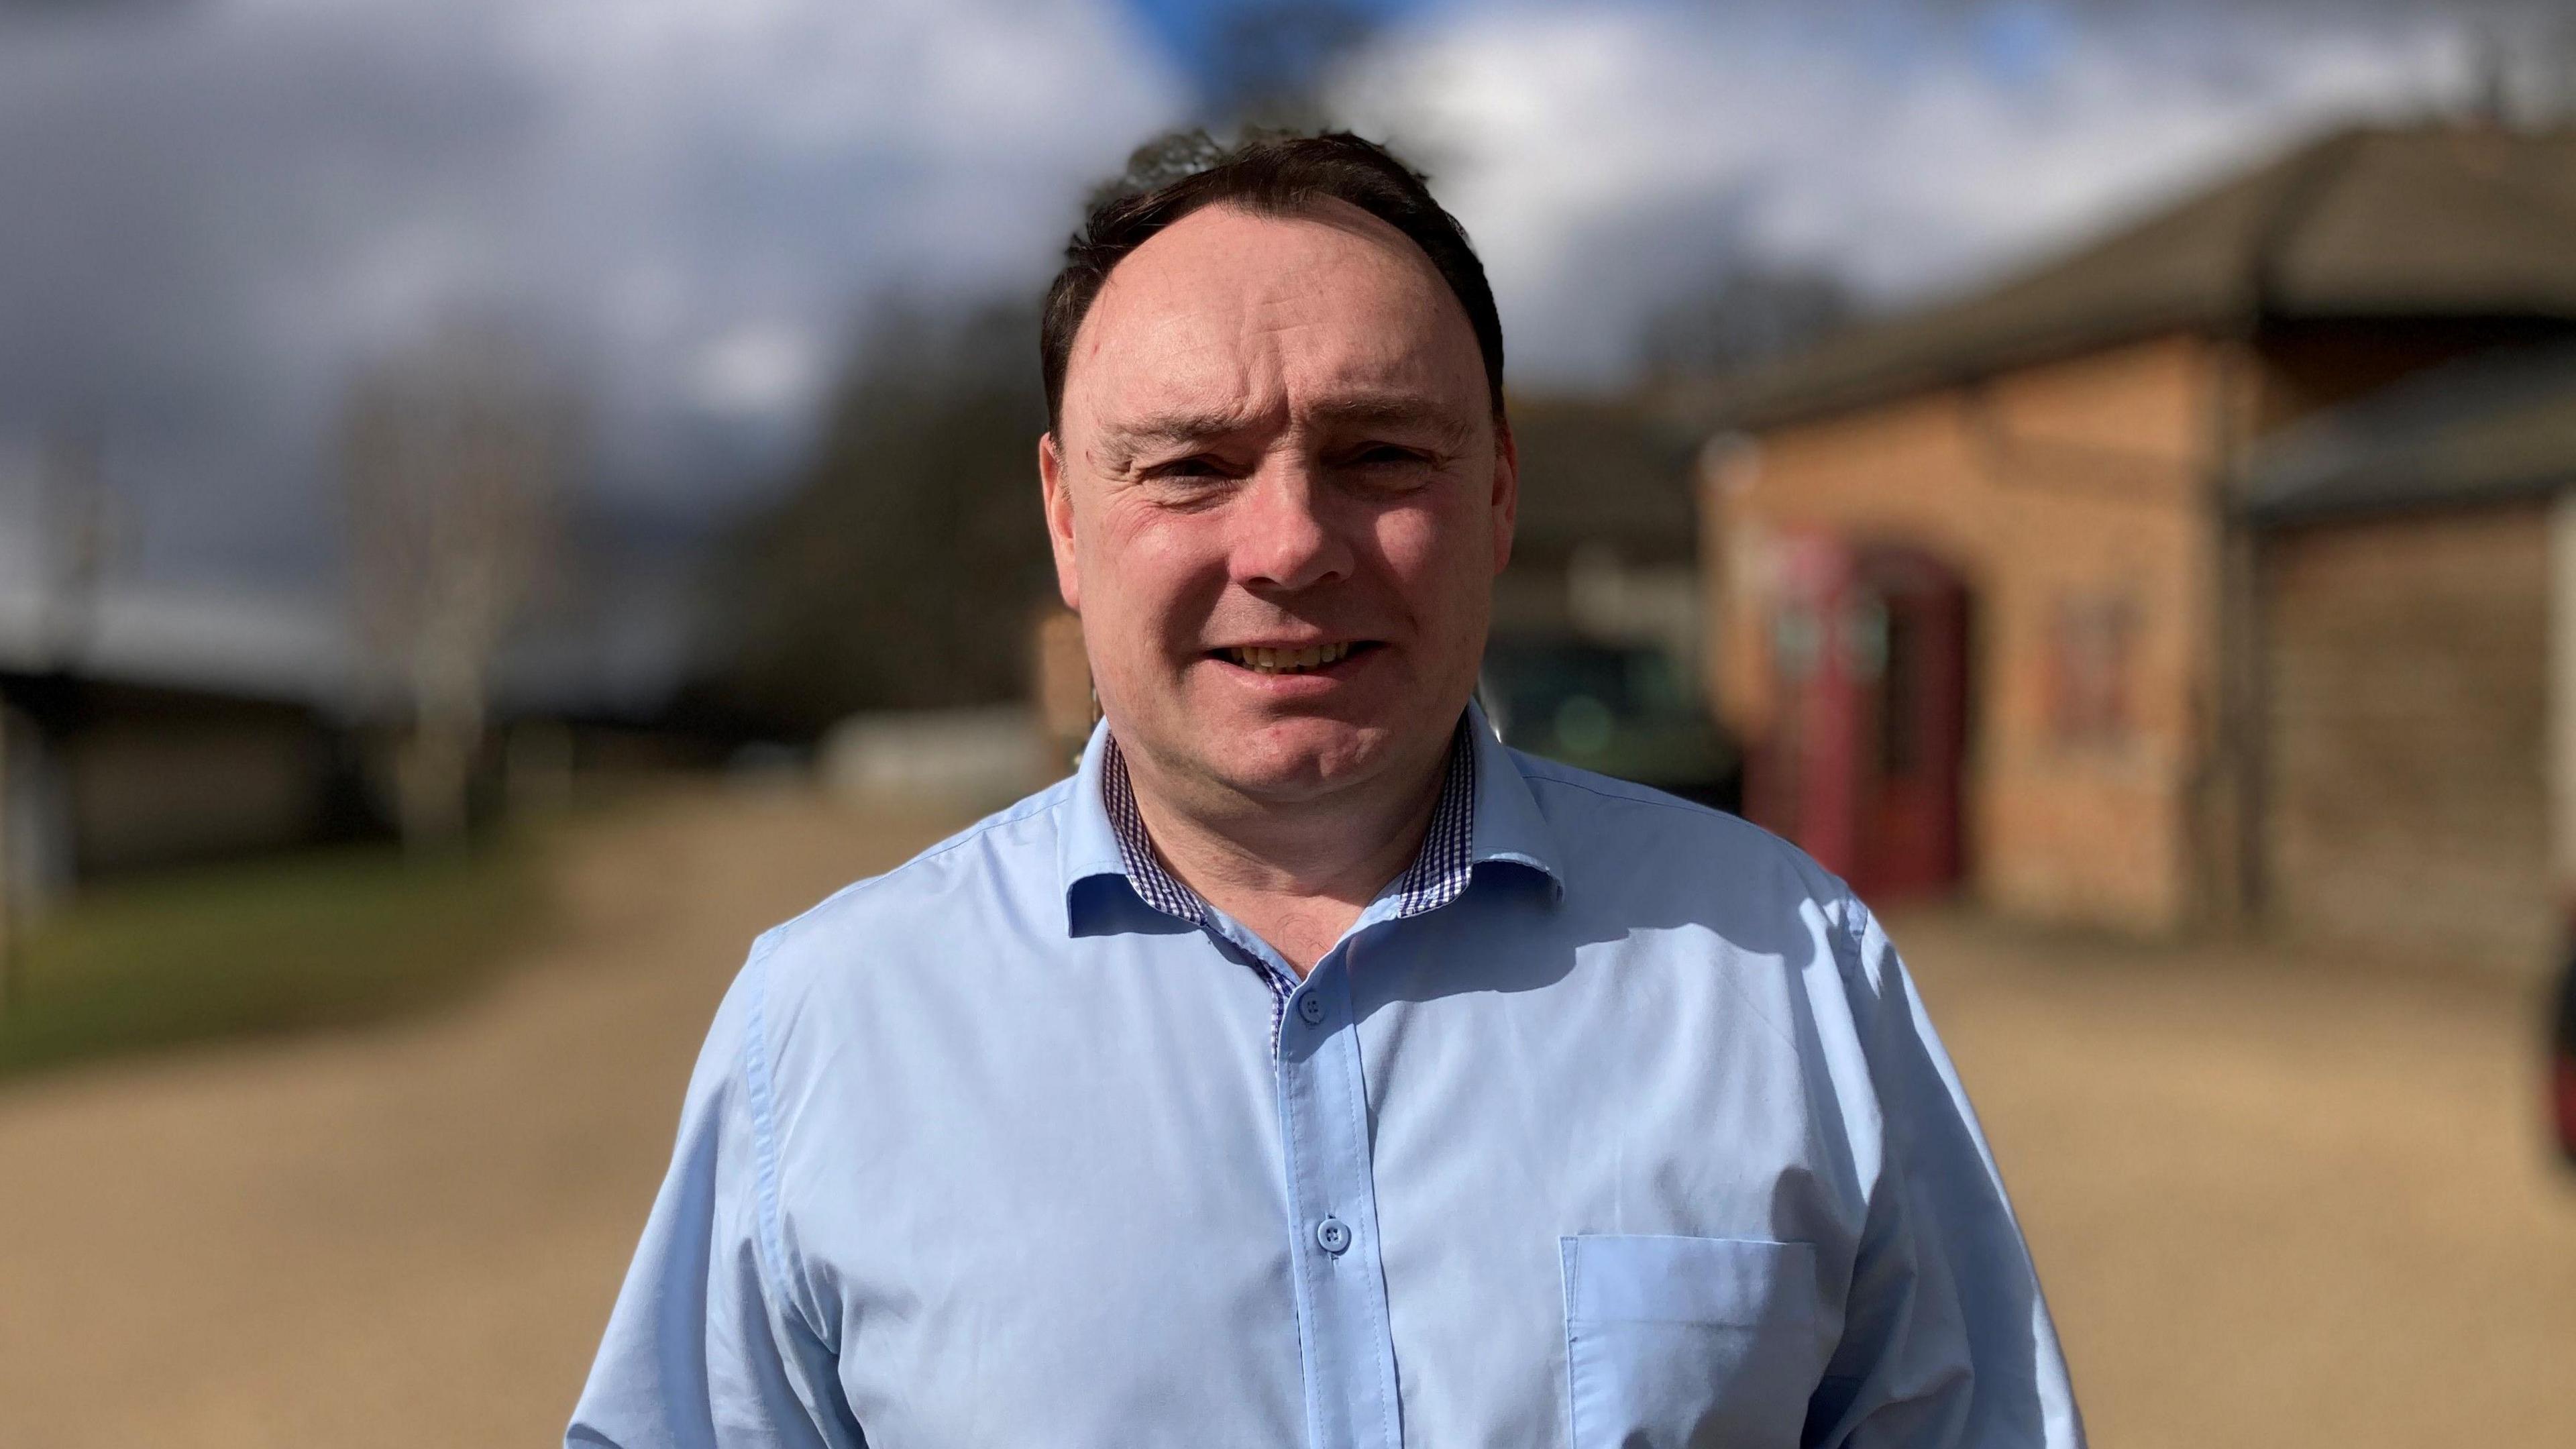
top-left (0, 0), bottom-right (2561, 616)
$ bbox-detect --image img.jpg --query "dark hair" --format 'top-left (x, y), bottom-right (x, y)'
top-left (1040, 129), bottom-right (1505, 434)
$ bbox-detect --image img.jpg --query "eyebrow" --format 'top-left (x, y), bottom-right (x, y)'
top-left (1094, 406), bottom-right (1267, 459)
top-left (1305, 396), bottom-right (1474, 447)
top-left (1093, 393), bottom-right (1474, 466)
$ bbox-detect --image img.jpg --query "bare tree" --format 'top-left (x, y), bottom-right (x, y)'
top-left (36, 423), bottom-right (111, 666)
top-left (1639, 261), bottom-right (1858, 382)
top-left (712, 299), bottom-right (1053, 736)
top-left (341, 324), bottom-right (570, 851)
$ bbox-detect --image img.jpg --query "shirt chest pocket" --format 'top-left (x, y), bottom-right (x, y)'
top-left (1560, 1234), bottom-right (1823, 1449)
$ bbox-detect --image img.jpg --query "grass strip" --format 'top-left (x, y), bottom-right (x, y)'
top-left (0, 837), bottom-right (543, 1080)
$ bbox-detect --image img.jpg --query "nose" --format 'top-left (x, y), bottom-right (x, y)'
top-left (1228, 461), bottom-right (1353, 594)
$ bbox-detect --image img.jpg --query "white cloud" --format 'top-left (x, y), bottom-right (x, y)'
top-left (1332, 3), bottom-right (2481, 386)
top-left (0, 0), bottom-right (1185, 581)
top-left (3, 0), bottom-right (2532, 586)
top-left (691, 322), bottom-right (827, 422)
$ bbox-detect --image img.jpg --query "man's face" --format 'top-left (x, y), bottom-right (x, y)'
top-left (1041, 201), bottom-right (1515, 808)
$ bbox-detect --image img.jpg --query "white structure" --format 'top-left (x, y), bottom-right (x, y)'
top-left (819, 706), bottom-right (1055, 812)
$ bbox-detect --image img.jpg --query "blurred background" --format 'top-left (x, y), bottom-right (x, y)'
top-left (3, 0), bottom-right (2575, 1442)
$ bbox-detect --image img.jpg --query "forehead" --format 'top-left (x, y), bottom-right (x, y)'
top-left (1062, 201), bottom-right (1486, 433)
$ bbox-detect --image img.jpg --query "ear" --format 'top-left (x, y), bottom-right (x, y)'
top-left (1489, 414), bottom-right (1519, 576)
top-left (1039, 431), bottom-right (1082, 612)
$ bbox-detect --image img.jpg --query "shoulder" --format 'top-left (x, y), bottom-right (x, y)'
top-left (1509, 747), bottom-right (1842, 898)
top-left (743, 776), bottom-right (1078, 1006)
top-left (1507, 748), bottom-right (1865, 952)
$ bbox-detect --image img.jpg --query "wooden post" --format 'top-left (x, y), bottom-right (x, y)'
top-left (1031, 606), bottom-right (1094, 777)
top-left (2544, 492), bottom-right (2576, 922)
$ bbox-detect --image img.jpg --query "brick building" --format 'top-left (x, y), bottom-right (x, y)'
top-left (1697, 121), bottom-right (2576, 975)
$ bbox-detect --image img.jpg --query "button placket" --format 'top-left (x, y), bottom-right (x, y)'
top-left (1275, 946), bottom-right (1402, 1449)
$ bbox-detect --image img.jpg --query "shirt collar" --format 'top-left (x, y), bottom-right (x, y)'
top-left (1458, 695), bottom-right (1566, 900)
top-left (1058, 698), bottom-right (1562, 934)
top-left (1099, 737), bottom-right (1213, 924)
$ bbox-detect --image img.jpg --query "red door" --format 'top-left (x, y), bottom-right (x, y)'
top-left (1748, 535), bottom-right (1967, 902)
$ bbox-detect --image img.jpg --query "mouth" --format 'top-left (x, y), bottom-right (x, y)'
top-left (1212, 641), bottom-right (1383, 676)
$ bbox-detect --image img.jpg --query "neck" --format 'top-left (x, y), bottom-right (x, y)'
top-left (1118, 724), bottom-right (1453, 976)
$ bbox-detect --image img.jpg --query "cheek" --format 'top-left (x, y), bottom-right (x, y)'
top-left (1085, 505), bottom-right (1231, 646)
top-left (1372, 494), bottom-right (1490, 598)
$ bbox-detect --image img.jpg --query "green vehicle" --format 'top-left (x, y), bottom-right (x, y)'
top-left (1477, 637), bottom-right (1741, 814)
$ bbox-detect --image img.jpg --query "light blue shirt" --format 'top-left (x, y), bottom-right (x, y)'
top-left (569, 704), bottom-right (2084, 1448)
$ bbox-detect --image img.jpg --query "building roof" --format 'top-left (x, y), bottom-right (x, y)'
top-left (2244, 339), bottom-right (2576, 523)
top-left (0, 580), bottom-right (354, 709)
top-left (1705, 121), bottom-right (2576, 429)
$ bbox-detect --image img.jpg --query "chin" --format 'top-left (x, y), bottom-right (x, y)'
top-left (1214, 718), bottom-right (1393, 795)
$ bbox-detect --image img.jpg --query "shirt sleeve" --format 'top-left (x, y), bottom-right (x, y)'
top-left (567, 941), bottom-right (865, 1449)
top-left (1803, 895), bottom-right (2086, 1449)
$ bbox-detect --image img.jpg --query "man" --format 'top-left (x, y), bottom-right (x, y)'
top-left (570, 132), bottom-right (2084, 1448)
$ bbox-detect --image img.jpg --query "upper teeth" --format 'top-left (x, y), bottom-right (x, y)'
top-left (1230, 642), bottom-right (1353, 673)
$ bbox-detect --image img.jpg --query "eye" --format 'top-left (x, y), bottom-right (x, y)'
top-left (1144, 453), bottom-right (1234, 480)
top-left (1337, 443), bottom-right (1439, 488)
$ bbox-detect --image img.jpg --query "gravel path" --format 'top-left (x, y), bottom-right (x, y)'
top-left (1, 787), bottom-right (2569, 1446)
top-left (1906, 910), bottom-right (2576, 1447)
top-left (0, 784), bottom-right (953, 1448)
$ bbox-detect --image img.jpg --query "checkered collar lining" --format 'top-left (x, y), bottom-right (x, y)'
top-left (1097, 718), bottom-right (1479, 928)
